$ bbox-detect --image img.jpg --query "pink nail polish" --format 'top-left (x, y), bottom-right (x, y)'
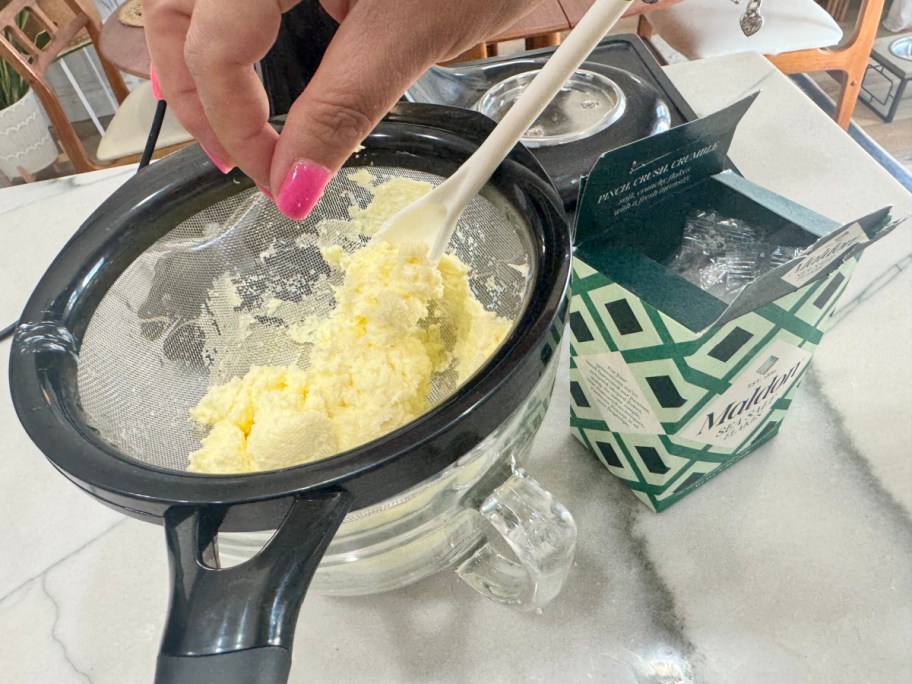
top-left (276, 161), bottom-right (331, 221)
top-left (149, 64), bottom-right (161, 100)
top-left (200, 145), bottom-right (234, 174)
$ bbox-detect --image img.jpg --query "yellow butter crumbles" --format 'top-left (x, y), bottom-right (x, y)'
top-left (187, 178), bottom-right (512, 474)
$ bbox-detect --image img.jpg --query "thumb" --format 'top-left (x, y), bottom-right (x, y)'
top-left (269, 6), bottom-right (435, 220)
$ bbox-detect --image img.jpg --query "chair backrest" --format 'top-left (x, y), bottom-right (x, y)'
top-left (0, 0), bottom-right (129, 173)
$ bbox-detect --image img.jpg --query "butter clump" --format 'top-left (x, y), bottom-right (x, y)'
top-left (188, 226), bottom-right (511, 474)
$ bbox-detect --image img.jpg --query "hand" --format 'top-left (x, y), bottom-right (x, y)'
top-left (144, 0), bottom-right (542, 220)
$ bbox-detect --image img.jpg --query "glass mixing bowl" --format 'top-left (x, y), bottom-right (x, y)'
top-left (219, 348), bottom-right (574, 609)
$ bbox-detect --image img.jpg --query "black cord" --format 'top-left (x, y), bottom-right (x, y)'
top-left (0, 320), bottom-right (15, 342)
top-left (138, 99), bottom-right (167, 171)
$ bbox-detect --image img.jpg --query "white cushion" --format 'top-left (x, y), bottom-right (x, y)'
top-left (644, 0), bottom-right (843, 60)
top-left (96, 82), bottom-right (194, 161)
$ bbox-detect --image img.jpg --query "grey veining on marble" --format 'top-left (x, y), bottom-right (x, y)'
top-left (0, 348), bottom-right (125, 601)
top-left (1, 54), bottom-right (910, 683)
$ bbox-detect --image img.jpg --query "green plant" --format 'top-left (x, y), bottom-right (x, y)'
top-left (0, 10), bottom-right (50, 110)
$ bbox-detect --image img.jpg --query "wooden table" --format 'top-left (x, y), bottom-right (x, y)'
top-left (454, 0), bottom-right (688, 62)
top-left (563, 0), bottom-right (687, 24)
top-left (491, 0), bottom-right (569, 49)
top-left (98, 2), bottom-right (150, 79)
top-left (96, 0), bottom-right (570, 76)
top-left (96, 0), bottom-right (688, 75)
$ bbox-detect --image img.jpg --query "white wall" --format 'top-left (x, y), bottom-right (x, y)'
top-left (44, 46), bottom-right (143, 123)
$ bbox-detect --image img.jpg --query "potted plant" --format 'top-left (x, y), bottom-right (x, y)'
top-left (0, 9), bottom-right (58, 180)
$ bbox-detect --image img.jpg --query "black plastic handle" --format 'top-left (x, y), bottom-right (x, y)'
top-left (154, 491), bottom-right (352, 684)
top-left (156, 647), bottom-right (290, 684)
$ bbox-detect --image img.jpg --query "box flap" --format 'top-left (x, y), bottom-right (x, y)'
top-left (575, 200), bottom-right (898, 333)
top-left (714, 205), bottom-right (899, 326)
top-left (575, 93), bottom-right (758, 248)
top-left (712, 171), bottom-right (841, 239)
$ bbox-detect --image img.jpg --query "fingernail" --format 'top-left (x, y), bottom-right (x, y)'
top-left (257, 184), bottom-right (274, 200)
top-left (149, 63), bottom-right (161, 100)
top-left (200, 145), bottom-right (234, 174)
top-left (276, 161), bottom-right (331, 221)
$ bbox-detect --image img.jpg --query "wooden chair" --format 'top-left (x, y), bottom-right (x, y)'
top-left (0, 0), bottom-right (191, 174)
top-left (821, 0), bottom-right (852, 23)
top-left (637, 0), bottom-right (886, 129)
top-left (445, 0), bottom-right (569, 64)
top-left (447, 0), bottom-right (693, 63)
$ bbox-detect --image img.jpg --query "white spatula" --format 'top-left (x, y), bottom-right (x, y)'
top-left (373, 0), bottom-right (634, 261)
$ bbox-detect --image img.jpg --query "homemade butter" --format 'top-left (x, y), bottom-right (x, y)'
top-left (188, 177), bottom-right (511, 474)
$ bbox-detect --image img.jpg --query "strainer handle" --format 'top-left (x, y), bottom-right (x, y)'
top-left (156, 648), bottom-right (291, 684)
top-left (456, 460), bottom-right (577, 611)
top-left (154, 491), bottom-right (351, 684)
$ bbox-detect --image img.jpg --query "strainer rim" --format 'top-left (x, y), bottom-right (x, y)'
top-left (9, 105), bottom-right (570, 522)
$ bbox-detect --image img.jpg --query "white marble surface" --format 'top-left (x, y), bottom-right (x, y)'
top-left (1, 53), bottom-right (910, 683)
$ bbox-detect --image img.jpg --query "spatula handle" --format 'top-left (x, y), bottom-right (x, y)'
top-left (447, 0), bottom-right (635, 210)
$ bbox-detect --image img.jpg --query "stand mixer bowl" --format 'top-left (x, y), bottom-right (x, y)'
top-left (221, 342), bottom-right (573, 608)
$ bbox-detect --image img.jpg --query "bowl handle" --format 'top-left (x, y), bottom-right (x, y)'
top-left (456, 458), bottom-right (577, 611)
top-left (154, 491), bottom-right (351, 684)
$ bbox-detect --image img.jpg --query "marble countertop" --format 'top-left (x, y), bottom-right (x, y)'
top-left (1, 53), bottom-right (910, 683)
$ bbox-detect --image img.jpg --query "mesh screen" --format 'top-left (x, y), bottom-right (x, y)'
top-left (76, 167), bottom-right (534, 472)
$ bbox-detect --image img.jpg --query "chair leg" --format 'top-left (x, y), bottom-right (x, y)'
top-left (75, 0), bottom-right (130, 103)
top-left (637, 15), bottom-right (654, 39)
top-left (834, 0), bottom-right (851, 22)
top-left (526, 33), bottom-right (561, 50)
top-left (834, 66), bottom-right (865, 130)
top-left (636, 16), bottom-right (668, 65)
top-left (830, 0), bottom-right (884, 128)
top-left (31, 80), bottom-right (99, 173)
top-left (16, 164), bottom-right (38, 183)
top-left (443, 43), bottom-right (488, 64)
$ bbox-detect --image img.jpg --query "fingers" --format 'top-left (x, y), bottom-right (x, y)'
top-left (145, 0), bottom-right (542, 220)
top-left (270, 0), bottom-right (543, 220)
top-left (143, 0), bottom-right (233, 171)
top-left (145, 0), bottom-right (293, 186)
top-left (269, 3), bottom-right (446, 219)
top-left (181, 0), bottom-right (290, 187)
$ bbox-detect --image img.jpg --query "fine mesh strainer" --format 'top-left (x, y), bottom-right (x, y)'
top-left (10, 104), bottom-right (570, 684)
top-left (77, 165), bottom-right (532, 473)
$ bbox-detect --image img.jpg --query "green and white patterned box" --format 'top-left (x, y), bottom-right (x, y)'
top-left (568, 96), bottom-right (898, 512)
